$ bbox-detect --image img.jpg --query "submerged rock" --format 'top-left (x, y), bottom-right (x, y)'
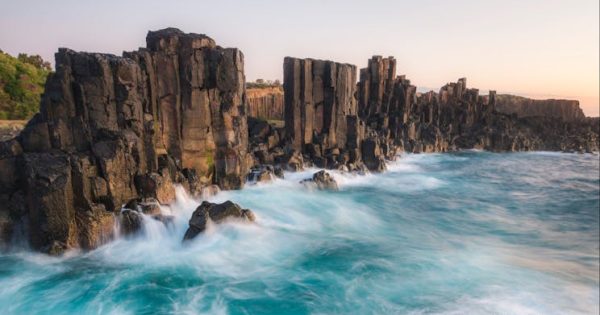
top-left (183, 200), bottom-right (256, 241)
top-left (301, 170), bottom-right (339, 191)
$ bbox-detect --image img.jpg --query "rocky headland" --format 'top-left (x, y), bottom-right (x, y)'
top-left (0, 28), bottom-right (597, 254)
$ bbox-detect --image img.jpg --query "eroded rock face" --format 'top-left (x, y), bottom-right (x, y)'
top-left (247, 86), bottom-right (284, 120)
top-left (356, 56), bottom-right (598, 154)
top-left (283, 57), bottom-right (359, 152)
top-left (283, 57), bottom-right (365, 171)
top-left (0, 28), bottom-right (251, 254)
top-left (183, 200), bottom-right (255, 241)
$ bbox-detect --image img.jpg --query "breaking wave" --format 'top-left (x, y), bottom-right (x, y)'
top-left (0, 151), bottom-right (598, 314)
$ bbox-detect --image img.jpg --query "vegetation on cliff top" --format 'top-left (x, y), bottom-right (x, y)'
top-left (0, 50), bottom-right (52, 120)
top-left (246, 78), bottom-right (281, 89)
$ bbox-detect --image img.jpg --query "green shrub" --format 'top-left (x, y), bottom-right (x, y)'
top-left (0, 51), bottom-right (51, 120)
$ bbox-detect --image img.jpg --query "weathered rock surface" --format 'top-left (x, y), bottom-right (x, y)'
top-left (283, 57), bottom-right (365, 171)
top-left (183, 200), bottom-right (255, 240)
top-left (0, 28), bottom-right (252, 254)
top-left (281, 55), bottom-right (598, 175)
top-left (247, 86), bottom-right (284, 120)
top-left (495, 94), bottom-right (586, 121)
top-left (301, 170), bottom-right (338, 190)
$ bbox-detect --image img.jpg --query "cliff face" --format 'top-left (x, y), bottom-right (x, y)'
top-left (0, 30), bottom-right (598, 254)
top-left (0, 28), bottom-right (251, 253)
top-left (246, 86), bottom-right (284, 120)
top-left (282, 55), bottom-right (598, 173)
top-left (283, 57), bottom-right (359, 153)
top-left (495, 94), bottom-right (586, 121)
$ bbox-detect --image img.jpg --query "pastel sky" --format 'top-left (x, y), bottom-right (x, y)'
top-left (1, 0), bottom-right (598, 116)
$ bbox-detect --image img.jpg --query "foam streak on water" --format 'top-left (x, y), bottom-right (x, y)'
top-left (0, 152), bottom-right (598, 314)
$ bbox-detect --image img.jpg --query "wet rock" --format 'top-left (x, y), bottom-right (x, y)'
top-left (151, 214), bottom-right (175, 227)
top-left (183, 200), bottom-right (255, 241)
top-left (76, 205), bottom-right (115, 249)
top-left (134, 172), bottom-right (175, 205)
top-left (361, 138), bottom-right (386, 172)
top-left (119, 209), bottom-right (143, 236)
top-left (301, 170), bottom-right (339, 190)
top-left (124, 198), bottom-right (162, 216)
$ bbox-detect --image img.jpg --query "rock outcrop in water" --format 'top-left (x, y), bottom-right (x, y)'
top-left (183, 200), bottom-right (255, 240)
top-left (0, 28), bottom-right (252, 254)
top-left (301, 170), bottom-right (339, 190)
top-left (494, 94), bottom-right (586, 121)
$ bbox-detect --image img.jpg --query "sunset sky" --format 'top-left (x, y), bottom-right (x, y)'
top-left (1, 0), bottom-right (598, 116)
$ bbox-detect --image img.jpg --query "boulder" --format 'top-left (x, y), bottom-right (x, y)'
top-left (183, 200), bottom-right (255, 240)
top-left (301, 170), bottom-right (339, 190)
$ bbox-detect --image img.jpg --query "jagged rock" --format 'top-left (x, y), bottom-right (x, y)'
top-left (119, 209), bottom-right (143, 236)
top-left (248, 167), bottom-right (273, 183)
top-left (283, 57), bottom-right (360, 157)
top-left (76, 204), bottom-right (115, 249)
top-left (276, 150), bottom-right (304, 171)
top-left (0, 28), bottom-right (253, 253)
top-left (301, 170), bottom-right (339, 190)
top-left (134, 172), bottom-right (175, 205)
top-left (273, 166), bottom-right (284, 179)
top-left (124, 197), bottom-right (162, 216)
top-left (183, 200), bottom-right (255, 240)
top-left (361, 138), bottom-right (386, 172)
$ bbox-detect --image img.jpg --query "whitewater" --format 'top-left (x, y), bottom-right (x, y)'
top-left (0, 151), bottom-right (598, 315)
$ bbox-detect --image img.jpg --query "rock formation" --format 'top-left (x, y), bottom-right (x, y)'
top-left (494, 94), bottom-right (586, 121)
top-left (246, 86), bottom-right (284, 120)
top-left (301, 170), bottom-right (339, 190)
top-left (0, 29), bottom-right (598, 255)
top-left (183, 200), bottom-right (255, 240)
top-left (283, 57), bottom-right (365, 170)
top-left (0, 28), bottom-right (252, 254)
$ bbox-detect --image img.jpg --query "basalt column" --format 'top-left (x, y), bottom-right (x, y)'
top-left (283, 57), bottom-right (360, 156)
top-left (127, 28), bottom-right (251, 189)
top-left (0, 28), bottom-right (252, 254)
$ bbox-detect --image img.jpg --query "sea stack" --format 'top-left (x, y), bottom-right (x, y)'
top-left (0, 28), bottom-right (252, 254)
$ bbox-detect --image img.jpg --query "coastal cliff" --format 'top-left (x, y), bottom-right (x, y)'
top-left (495, 94), bottom-right (586, 121)
top-left (0, 28), bottom-right (251, 253)
top-left (246, 86), bottom-right (283, 120)
top-left (0, 29), bottom-right (597, 254)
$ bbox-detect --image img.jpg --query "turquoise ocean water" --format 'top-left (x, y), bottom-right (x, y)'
top-left (0, 151), bottom-right (598, 314)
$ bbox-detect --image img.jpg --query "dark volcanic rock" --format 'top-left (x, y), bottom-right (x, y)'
top-left (183, 200), bottom-right (255, 240)
top-left (301, 170), bottom-right (339, 190)
top-left (119, 209), bottom-right (143, 236)
top-left (0, 28), bottom-right (252, 253)
top-left (283, 57), bottom-right (361, 158)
